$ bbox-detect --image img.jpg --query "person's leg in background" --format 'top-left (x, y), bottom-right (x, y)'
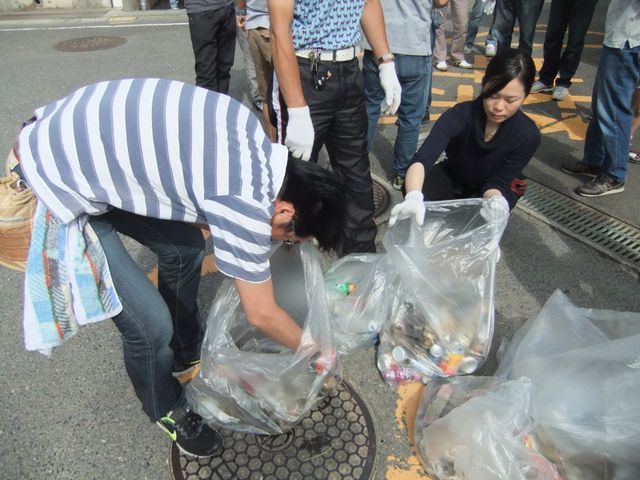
top-left (247, 27), bottom-right (275, 138)
top-left (552, 0), bottom-right (598, 98)
top-left (489, 0), bottom-right (517, 55)
top-left (465, 0), bottom-right (485, 53)
top-left (449, 0), bottom-right (473, 68)
top-left (392, 54), bottom-right (431, 190)
top-left (433, 6), bottom-right (449, 71)
top-left (215, 4), bottom-right (237, 94)
top-left (514, 0), bottom-right (544, 58)
top-left (569, 45), bottom-right (640, 196)
top-left (534, 0), bottom-right (569, 91)
top-left (237, 26), bottom-right (262, 110)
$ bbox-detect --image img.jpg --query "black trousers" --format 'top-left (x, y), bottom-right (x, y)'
top-left (188, 5), bottom-right (236, 94)
top-left (538, 0), bottom-right (599, 88)
top-left (270, 57), bottom-right (377, 254)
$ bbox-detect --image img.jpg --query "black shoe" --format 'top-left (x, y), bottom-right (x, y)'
top-left (157, 407), bottom-right (222, 458)
top-left (173, 359), bottom-right (201, 377)
top-left (576, 174), bottom-right (625, 197)
top-left (392, 175), bottom-right (405, 191)
top-left (561, 160), bottom-right (601, 178)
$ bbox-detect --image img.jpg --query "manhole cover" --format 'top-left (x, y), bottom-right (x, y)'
top-left (372, 178), bottom-right (390, 219)
top-left (170, 380), bottom-right (376, 480)
top-left (54, 36), bottom-right (127, 52)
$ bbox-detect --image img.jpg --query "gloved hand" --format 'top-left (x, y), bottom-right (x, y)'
top-left (378, 62), bottom-right (402, 115)
top-left (286, 106), bottom-right (314, 161)
top-left (389, 190), bottom-right (425, 227)
top-left (480, 195), bottom-right (509, 223)
top-left (483, 0), bottom-right (496, 16)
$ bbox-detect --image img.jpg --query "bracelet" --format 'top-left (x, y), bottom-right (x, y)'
top-left (236, 7), bottom-right (247, 15)
top-left (377, 52), bottom-right (394, 65)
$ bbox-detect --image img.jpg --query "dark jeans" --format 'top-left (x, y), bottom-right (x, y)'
top-left (488, 0), bottom-right (544, 57)
top-left (538, 0), bottom-right (599, 88)
top-left (188, 4), bottom-right (236, 93)
top-left (89, 210), bottom-right (206, 421)
top-left (271, 56), bottom-right (377, 254)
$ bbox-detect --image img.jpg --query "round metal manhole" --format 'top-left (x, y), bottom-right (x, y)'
top-left (372, 178), bottom-right (390, 219)
top-left (170, 380), bottom-right (377, 480)
top-left (54, 36), bottom-right (127, 52)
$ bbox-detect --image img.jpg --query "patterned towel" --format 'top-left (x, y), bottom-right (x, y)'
top-left (23, 203), bottom-right (122, 355)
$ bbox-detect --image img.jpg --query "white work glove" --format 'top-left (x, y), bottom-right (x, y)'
top-left (286, 106), bottom-right (314, 161)
top-left (378, 62), bottom-right (402, 115)
top-left (483, 0), bottom-right (496, 16)
top-left (389, 191), bottom-right (426, 227)
top-left (480, 195), bottom-right (509, 223)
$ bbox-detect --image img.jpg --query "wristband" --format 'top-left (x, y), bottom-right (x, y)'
top-left (235, 7), bottom-right (247, 15)
top-left (377, 52), bottom-right (394, 65)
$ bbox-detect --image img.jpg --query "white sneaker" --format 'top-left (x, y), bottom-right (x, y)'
top-left (552, 86), bottom-right (569, 101)
top-left (485, 43), bottom-right (496, 57)
top-left (454, 60), bottom-right (473, 69)
top-left (435, 61), bottom-right (448, 71)
top-left (530, 80), bottom-right (553, 94)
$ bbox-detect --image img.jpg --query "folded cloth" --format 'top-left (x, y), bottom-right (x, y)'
top-left (23, 203), bottom-right (122, 355)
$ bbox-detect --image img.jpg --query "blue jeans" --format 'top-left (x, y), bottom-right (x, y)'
top-left (538, 0), bottom-right (599, 88)
top-left (465, 0), bottom-right (484, 49)
top-left (583, 44), bottom-right (640, 182)
top-left (486, 0), bottom-right (544, 57)
top-left (363, 51), bottom-right (432, 177)
top-left (89, 210), bottom-right (206, 421)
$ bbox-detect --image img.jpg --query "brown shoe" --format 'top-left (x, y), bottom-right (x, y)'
top-left (561, 160), bottom-right (601, 178)
top-left (576, 174), bottom-right (625, 197)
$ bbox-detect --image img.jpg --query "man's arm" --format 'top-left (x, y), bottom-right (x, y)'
top-left (235, 278), bottom-right (303, 351)
top-left (268, 0), bottom-right (306, 108)
top-left (360, 0), bottom-right (391, 58)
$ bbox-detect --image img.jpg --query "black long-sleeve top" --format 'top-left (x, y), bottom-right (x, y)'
top-left (411, 96), bottom-right (541, 209)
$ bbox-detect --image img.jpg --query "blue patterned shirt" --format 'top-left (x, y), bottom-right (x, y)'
top-left (292, 0), bottom-right (365, 50)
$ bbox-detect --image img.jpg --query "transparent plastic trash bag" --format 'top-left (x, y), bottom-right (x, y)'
top-left (414, 376), bottom-right (561, 480)
top-left (497, 290), bottom-right (640, 479)
top-left (377, 199), bottom-right (508, 384)
top-left (186, 242), bottom-right (340, 435)
top-left (324, 253), bottom-right (398, 356)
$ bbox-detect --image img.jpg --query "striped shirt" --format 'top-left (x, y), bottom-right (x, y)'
top-left (18, 78), bottom-right (288, 283)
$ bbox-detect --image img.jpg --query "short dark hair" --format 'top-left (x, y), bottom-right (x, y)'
top-left (279, 158), bottom-right (346, 251)
top-left (481, 48), bottom-right (536, 98)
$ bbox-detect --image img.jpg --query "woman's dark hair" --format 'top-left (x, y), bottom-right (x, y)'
top-left (481, 48), bottom-right (536, 98)
top-left (279, 157), bottom-right (346, 250)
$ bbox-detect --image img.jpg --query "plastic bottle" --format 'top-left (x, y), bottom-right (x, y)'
top-left (383, 367), bottom-right (423, 383)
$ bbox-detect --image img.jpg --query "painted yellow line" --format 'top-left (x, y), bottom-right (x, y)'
top-left (385, 382), bottom-right (431, 479)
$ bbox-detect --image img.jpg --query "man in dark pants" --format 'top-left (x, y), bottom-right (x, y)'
top-left (484, 0), bottom-right (544, 58)
top-left (186, 0), bottom-right (236, 93)
top-left (530, 0), bottom-right (599, 101)
top-left (267, 0), bottom-right (401, 255)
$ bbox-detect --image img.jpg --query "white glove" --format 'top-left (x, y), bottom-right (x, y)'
top-left (389, 190), bottom-right (425, 227)
top-left (286, 106), bottom-right (314, 161)
top-left (483, 0), bottom-right (496, 16)
top-left (378, 61), bottom-right (402, 115)
top-left (480, 195), bottom-right (509, 223)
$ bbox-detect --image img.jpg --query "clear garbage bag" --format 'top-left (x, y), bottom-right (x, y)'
top-left (377, 199), bottom-right (508, 384)
top-left (186, 242), bottom-right (340, 435)
top-left (324, 253), bottom-right (398, 356)
top-left (414, 376), bottom-right (561, 480)
top-left (497, 290), bottom-right (640, 479)
top-left (413, 291), bottom-right (640, 479)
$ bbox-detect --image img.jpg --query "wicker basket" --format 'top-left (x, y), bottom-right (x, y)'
top-left (0, 149), bottom-right (36, 272)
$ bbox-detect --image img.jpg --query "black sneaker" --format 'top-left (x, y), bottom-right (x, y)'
top-left (392, 175), bottom-right (405, 191)
top-left (173, 359), bottom-right (201, 377)
top-left (561, 160), bottom-right (601, 178)
top-left (576, 174), bottom-right (625, 197)
top-left (157, 407), bottom-right (222, 458)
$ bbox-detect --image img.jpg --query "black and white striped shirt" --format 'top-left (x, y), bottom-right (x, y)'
top-left (18, 78), bottom-right (288, 283)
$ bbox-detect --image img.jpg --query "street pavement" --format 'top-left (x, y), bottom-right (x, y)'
top-left (1, 2), bottom-right (639, 479)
